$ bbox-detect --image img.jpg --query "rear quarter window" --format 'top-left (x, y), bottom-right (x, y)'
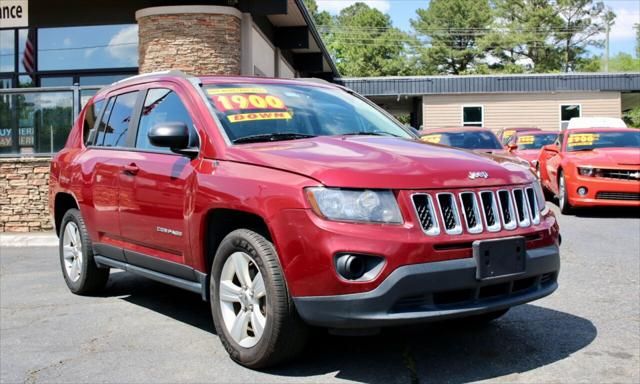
top-left (82, 99), bottom-right (105, 146)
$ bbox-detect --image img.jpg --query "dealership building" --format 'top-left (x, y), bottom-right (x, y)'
top-left (0, 0), bottom-right (639, 232)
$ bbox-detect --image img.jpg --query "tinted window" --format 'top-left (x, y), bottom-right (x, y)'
top-left (83, 99), bottom-right (105, 145)
top-left (423, 131), bottom-right (502, 150)
top-left (516, 133), bottom-right (558, 150)
top-left (566, 131), bottom-right (640, 152)
top-left (203, 83), bottom-right (412, 143)
top-left (136, 88), bottom-right (197, 151)
top-left (99, 91), bottom-right (138, 147)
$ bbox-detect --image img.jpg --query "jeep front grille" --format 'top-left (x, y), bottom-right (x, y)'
top-left (412, 185), bottom-right (540, 236)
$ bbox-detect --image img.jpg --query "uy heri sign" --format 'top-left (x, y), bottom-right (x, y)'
top-left (0, 0), bottom-right (28, 28)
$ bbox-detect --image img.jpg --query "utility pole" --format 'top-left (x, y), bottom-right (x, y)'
top-left (604, 22), bottom-right (610, 73)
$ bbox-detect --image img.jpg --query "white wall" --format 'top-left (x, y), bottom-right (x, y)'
top-left (251, 26), bottom-right (275, 77)
top-left (278, 56), bottom-right (295, 78)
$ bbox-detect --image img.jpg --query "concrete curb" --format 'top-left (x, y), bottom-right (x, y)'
top-left (0, 232), bottom-right (58, 248)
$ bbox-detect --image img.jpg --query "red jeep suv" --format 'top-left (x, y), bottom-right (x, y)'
top-left (49, 71), bottom-right (560, 368)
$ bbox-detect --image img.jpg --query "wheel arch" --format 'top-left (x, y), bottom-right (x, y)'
top-left (203, 208), bottom-right (273, 275)
top-left (54, 192), bottom-right (80, 236)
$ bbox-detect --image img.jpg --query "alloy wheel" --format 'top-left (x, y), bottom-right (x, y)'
top-left (62, 222), bottom-right (83, 282)
top-left (219, 251), bottom-right (267, 348)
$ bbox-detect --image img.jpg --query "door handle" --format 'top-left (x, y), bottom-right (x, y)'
top-left (123, 163), bottom-right (139, 176)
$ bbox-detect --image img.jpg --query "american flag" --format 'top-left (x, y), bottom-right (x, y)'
top-left (22, 29), bottom-right (36, 78)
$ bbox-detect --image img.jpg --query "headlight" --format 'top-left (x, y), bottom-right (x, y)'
top-left (533, 180), bottom-right (548, 214)
top-left (578, 167), bottom-right (595, 176)
top-left (306, 187), bottom-right (403, 224)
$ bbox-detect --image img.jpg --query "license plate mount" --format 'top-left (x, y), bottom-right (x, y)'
top-left (473, 236), bottom-right (526, 280)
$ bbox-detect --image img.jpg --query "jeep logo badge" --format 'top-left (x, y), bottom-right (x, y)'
top-left (468, 171), bottom-right (489, 180)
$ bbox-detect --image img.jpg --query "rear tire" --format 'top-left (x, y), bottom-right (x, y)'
top-left (210, 229), bottom-right (308, 369)
top-left (59, 209), bottom-right (109, 295)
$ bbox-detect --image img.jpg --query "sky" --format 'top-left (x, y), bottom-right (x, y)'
top-left (316, 0), bottom-right (640, 56)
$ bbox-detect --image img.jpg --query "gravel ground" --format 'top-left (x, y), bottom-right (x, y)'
top-left (1, 205), bottom-right (639, 384)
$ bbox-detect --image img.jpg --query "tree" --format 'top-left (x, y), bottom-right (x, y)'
top-left (324, 3), bottom-right (414, 76)
top-left (411, 0), bottom-right (492, 74)
top-left (303, 0), bottom-right (332, 28)
top-left (555, 0), bottom-right (613, 71)
top-left (484, 0), bottom-right (564, 73)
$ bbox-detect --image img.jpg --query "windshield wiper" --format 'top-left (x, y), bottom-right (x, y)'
top-left (341, 131), bottom-right (401, 138)
top-left (571, 148), bottom-right (594, 152)
top-left (233, 133), bottom-right (316, 144)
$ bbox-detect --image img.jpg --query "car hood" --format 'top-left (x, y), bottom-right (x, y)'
top-left (566, 148), bottom-right (640, 167)
top-left (225, 136), bottom-right (534, 189)
top-left (514, 150), bottom-right (541, 163)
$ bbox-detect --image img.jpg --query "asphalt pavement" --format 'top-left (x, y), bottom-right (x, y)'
top-left (1, 204), bottom-right (639, 384)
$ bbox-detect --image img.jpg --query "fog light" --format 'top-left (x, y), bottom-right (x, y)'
top-left (335, 253), bottom-right (385, 281)
top-left (577, 187), bottom-right (588, 196)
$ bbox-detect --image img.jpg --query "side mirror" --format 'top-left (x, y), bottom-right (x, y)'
top-left (542, 144), bottom-right (559, 153)
top-left (507, 143), bottom-right (518, 152)
top-left (148, 122), bottom-right (198, 157)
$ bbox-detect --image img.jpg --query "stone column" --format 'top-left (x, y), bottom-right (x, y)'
top-left (136, 6), bottom-right (242, 75)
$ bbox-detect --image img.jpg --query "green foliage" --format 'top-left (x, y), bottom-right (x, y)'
top-left (623, 106), bottom-right (640, 128)
top-left (302, 0), bottom-right (628, 76)
top-left (576, 53), bottom-right (640, 72)
top-left (318, 3), bottom-right (415, 77)
top-left (411, 0), bottom-right (492, 74)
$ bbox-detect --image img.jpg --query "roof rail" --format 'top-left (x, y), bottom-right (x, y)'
top-left (110, 70), bottom-right (190, 86)
top-left (296, 77), bottom-right (332, 85)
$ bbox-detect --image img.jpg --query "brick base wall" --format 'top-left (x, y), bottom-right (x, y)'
top-left (0, 158), bottom-right (53, 232)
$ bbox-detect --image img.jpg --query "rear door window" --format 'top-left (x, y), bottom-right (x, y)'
top-left (96, 91), bottom-right (139, 147)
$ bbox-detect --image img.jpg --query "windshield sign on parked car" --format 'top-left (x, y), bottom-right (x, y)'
top-left (204, 83), bottom-right (413, 144)
top-left (517, 133), bottom-right (558, 150)
top-left (423, 131), bottom-right (503, 150)
top-left (566, 131), bottom-right (640, 152)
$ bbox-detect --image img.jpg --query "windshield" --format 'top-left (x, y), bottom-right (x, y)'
top-left (516, 133), bottom-right (558, 150)
top-left (567, 131), bottom-right (640, 152)
top-left (422, 131), bottom-right (503, 150)
top-left (203, 83), bottom-right (413, 143)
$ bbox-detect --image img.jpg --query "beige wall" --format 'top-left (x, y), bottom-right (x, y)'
top-left (422, 92), bottom-right (621, 131)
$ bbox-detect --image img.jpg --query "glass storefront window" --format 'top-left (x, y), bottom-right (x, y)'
top-left (1, 30), bottom-right (15, 72)
top-left (80, 74), bottom-right (129, 86)
top-left (38, 25), bottom-right (138, 71)
top-left (0, 90), bottom-right (74, 155)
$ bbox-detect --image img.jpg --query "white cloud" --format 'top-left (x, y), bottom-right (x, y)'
top-left (106, 25), bottom-right (138, 66)
top-left (609, 5), bottom-right (640, 40)
top-left (317, 0), bottom-right (391, 14)
top-left (63, 37), bottom-right (72, 47)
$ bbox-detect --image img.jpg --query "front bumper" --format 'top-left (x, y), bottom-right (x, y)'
top-left (567, 176), bottom-right (640, 207)
top-left (294, 244), bottom-right (559, 328)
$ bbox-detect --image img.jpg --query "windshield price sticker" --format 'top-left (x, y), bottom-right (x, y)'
top-left (227, 111), bottom-right (293, 124)
top-left (568, 133), bottom-right (600, 145)
top-left (503, 130), bottom-right (515, 139)
top-left (422, 134), bottom-right (441, 144)
top-left (517, 135), bottom-right (535, 145)
top-left (212, 94), bottom-right (287, 112)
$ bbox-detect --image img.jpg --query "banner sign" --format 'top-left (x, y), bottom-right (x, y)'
top-left (0, 0), bottom-right (28, 28)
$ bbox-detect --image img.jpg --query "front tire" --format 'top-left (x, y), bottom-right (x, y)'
top-left (210, 229), bottom-right (308, 369)
top-left (558, 172), bottom-right (573, 214)
top-left (59, 209), bottom-right (109, 295)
